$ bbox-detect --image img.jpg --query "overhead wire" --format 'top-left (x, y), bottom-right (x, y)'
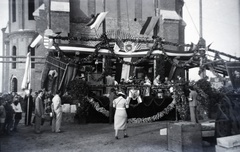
top-left (184, 2), bottom-right (200, 37)
top-left (126, 0), bottom-right (130, 31)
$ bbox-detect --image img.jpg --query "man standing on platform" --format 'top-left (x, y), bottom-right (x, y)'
top-left (34, 90), bottom-right (44, 134)
top-left (51, 90), bottom-right (62, 133)
top-left (188, 86), bottom-right (199, 123)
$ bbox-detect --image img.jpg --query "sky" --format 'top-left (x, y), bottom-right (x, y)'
top-left (183, 0), bottom-right (240, 80)
top-left (0, 0), bottom-right (239, 90)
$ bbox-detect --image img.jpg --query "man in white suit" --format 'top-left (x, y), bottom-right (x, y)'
top-left (52, 90), bottom-right (63, 133)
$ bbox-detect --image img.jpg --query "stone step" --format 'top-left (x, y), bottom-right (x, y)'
top-left (217, 134), bottom-right (240, 148)
top-left (216, 145), bottom-right (240, 152)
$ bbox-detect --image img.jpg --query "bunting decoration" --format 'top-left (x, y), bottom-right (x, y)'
top-left (86, 12), bottom-right (108, 30)
top-left (140, 17), bottom-right (159, 35)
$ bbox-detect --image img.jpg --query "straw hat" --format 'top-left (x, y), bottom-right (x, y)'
top-left (117, 91), bottom-right (125, 96)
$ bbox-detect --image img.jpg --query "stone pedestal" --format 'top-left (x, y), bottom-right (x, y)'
top-left (168, 122), bottom-right (203, 152)
top-left (216, 134), bottom-right (240, 152)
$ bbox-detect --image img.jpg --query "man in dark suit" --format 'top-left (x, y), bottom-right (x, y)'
top-left (34, 90), bottom-right (44, 134)
top-left (24, 89), bottom-right (34, 126)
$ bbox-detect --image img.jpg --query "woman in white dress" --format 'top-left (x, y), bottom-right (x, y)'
top-left (113, 91), bottom-right (129, 139)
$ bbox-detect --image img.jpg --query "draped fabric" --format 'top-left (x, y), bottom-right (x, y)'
top-left (121, 58), bottom-right (131, 80)
top-left (41, 56), bottom-right (68, 94)
top-left (86, 96), bottom-right (176, 123)
top-left (21, 52), bottom-right (31, 90)
top-left (140, 17), bottom-right (159, 35)
top-left (58, 64), bottom-right (78, 92)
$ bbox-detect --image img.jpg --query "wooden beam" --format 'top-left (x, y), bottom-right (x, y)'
top-left (0, 56), bottom-right (45, 59)
top-left (0, 61), bottom-right (45, 64)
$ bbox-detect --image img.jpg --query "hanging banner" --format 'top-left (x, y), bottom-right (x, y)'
top-left (226, 62), bottom-right (240, 89)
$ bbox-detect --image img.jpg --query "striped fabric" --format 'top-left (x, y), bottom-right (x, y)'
top-left (43, 29), bottom-right (56, 49)
top-left (140, 17), bottom-right (159, 35)
top-left (43, 36), bottom-right (53, 49)
top-left (86, 12), bottom-right (108, 30)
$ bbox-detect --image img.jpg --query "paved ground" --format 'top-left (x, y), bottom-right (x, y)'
top-left (0, 119), bottom-right (215, 152)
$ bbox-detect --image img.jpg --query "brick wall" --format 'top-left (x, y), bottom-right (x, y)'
top-left (69, 0), bottom-right (183, 46)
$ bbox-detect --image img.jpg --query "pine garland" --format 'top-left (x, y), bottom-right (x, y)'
top-left (84, 89), bottom-right (186, 123)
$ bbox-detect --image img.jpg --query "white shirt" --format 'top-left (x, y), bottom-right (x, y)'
top-left (11, 102), bottom-right (23, 113)
top-left (52, 94), bottom-right (62, 112)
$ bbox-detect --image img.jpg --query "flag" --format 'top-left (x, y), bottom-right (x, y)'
top-left (140, 17), bottom-right (159, 35)
top-left (21, 52), bottom-right (31, 90)
top-left (113, 42), bottom-right (121, 53)
top-left (30, 33), bottom-right (42, 48)
top-left (86, 12), bottom-right (108, 30)
top-left (43, 29), bottom-right (59, 49)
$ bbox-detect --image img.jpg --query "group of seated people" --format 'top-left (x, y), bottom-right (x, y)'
top-left (112, 75), bottom-right (185, 103)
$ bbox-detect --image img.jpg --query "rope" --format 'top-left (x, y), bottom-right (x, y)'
top-left (184, 2), bottom-right (200, 37)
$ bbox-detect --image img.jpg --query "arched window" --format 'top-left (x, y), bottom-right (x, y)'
top-left (11, 77), bottom-right (18, 93)
top-left (12, 46), bottom-right (17, 69)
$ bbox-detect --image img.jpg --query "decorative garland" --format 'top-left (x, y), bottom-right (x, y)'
top-left (87, 97), bottom-right (109, 117)
top-left (84, 88), bottom-right (186, 123)
top-left (50, 35), bottom-right (183, 47)
top-left (160, 42), bottom-right (199, 68)
top-left (174, 85), bottom-right (189, 120)
top-left (51, 33), bottom-right (240, 72)
top-left (127, 100), bottom-right (176, 123)
top-left (189, 80), bottom-right (210, 118)
top-left (53, 35), bottom-right (199, 67)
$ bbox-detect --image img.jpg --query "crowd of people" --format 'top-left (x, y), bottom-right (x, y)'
top-left (0, 89), bottom-right (63, 136)
top-left (0, 73), bottom-right (199, 140)
top-left (0, 92), bottom-right (23, 135)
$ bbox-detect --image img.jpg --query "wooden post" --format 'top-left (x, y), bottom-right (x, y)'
top-left (102, 0), bottom-right (106, 33)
